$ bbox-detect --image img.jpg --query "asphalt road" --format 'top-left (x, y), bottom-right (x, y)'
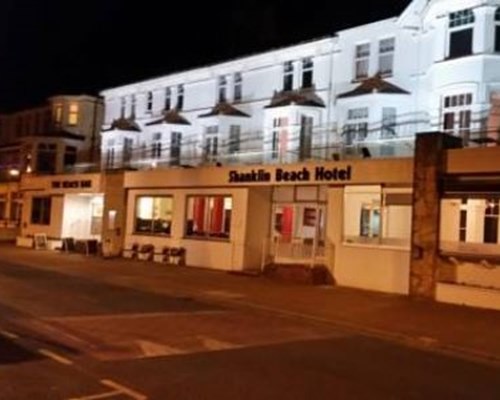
top-left (0, 258), bottom-right (499, 399)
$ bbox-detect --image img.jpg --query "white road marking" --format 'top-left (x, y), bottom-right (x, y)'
top-left (68, 390), bottom-right (120, 400)
top-left (100, 379), bottom-right (147, 400)
top-left (38, 348), bottom-right (73, 365)
top-left (136, 340), bottom-right (184, 357)
top-left (0, 329), bottom-right (19, 339)
top-left (198, 335), bottom-right (236, 351)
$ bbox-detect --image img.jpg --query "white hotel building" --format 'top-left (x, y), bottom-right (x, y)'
top-left (5, 0), bottom-right (500, 310)
top-left (100, 0), bottom-right (500, 168)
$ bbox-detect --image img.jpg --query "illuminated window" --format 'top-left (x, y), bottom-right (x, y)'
top-left (90, 198), bottom-right (103, 236)
top-left (344, 186), bottom-right (412, 246)
top-left (31, 197), bottom-right (51, 225)
top-left (135, 196), bottom-right (173, 235)
top-left (185, 195), bottom-right (232, 239)
top-left (354, 43), bottom-right (370, 80)
top-left (283, 61), bottom-right (294, 91)
top-left (448, 9), bottom-right (475, 59)
top-left (218, 76), bottom-right (227, 102)
top-left (378, 38), bottom-right (395, 77)
top-left (54, 104), bottom-right (63, 124)
top-left (301, 58), bottom-right (313, 88)
top-left (68, 103), bottom-right (79, 126)
top-left (233, 72), bottom-right (242, 102)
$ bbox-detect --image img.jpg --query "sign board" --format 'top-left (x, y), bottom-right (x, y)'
top-left (228, 166), bottom-right (352, 184)
top-left (33, 233), bottom-right (48, 250)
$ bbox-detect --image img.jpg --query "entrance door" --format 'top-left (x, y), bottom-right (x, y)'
top-left (272, 203), bottom-right (326, 261)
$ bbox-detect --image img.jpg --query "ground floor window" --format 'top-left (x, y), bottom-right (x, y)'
top-left (344, 186), bottom-right (412, 246)
top-left (135, 196), bottom-right (173, 235)
top-left (441, 197), bottom-right (500, 247)
top-left (185, 195), bottom-right (232, 239)
top-left (31, 197), bottom-right (51, 225)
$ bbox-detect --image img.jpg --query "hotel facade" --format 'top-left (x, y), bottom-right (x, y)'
top-left (2, 0), bottom-right (500, 310)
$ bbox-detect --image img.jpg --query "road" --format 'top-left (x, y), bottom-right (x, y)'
top-left (0, 253), bottom-right (499, 399)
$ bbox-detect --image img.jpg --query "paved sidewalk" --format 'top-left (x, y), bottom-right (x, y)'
top-left (1, 244), bottom-right (499, 365)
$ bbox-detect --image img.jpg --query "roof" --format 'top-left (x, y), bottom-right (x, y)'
top-left (103, 117), bottom-right (141, 132)
top-left (337, 74), bottom-right (410, 99)
top-left (44, 130), bottom-right (86, 141)
top-left (198, 102), bottom-right (251, 118)
top-left (146, 109), bottom-right (191, 126)
top-left (264, 88), bottom-right (326, 109)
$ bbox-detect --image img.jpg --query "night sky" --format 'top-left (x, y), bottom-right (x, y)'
top-left (1, 0), bottom-right (410, 112)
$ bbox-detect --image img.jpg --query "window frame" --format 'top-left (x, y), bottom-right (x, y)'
top-left (378, 38), bottom-right (395, 77)
top-left (354, 43), bottom-right (370, 81)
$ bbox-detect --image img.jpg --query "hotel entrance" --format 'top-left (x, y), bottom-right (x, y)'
top-left (266, 185), bottom-right (327, 266)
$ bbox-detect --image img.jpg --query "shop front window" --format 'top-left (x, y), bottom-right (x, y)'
top-left (344, 186), bottom-right (412, 247)
top-left (185, 195), bottom-right (232, 239)
top-left (135, 196), bottom-right (173, 235)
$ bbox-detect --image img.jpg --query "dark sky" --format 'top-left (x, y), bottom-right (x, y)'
top-left (0, 0), bottom-right (410, 112)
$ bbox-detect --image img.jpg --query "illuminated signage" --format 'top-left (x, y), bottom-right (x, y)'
top-left (51, 180), bottom-right (92, 189)
top-left (228, 166), bottom-right (352, 183)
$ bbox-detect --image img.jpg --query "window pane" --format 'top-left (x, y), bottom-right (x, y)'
top-left (449, 28), bottom-right (473, 58)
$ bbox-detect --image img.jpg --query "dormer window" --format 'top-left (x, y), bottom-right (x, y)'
top-left (120, 97), bottom-right (126, 118)
top-left (68, 103), bottom-right (79, 126)
top-left (130, 94), bottom-right (136, 118)
top-left (378, 38), bottom-right (395, 77)
top-left (233, 73), bottom-right (242, 102)
top-left (218, 76), bottom-right (227, 102)
top-left (165, 87), bottom-right (171, 111)
top-left (146, 91), bottom-right (153, 114)
top-left (283, 61), bottom-right (294, 91)
top-left (177, 84), bottom-right (184, 110)
top-left (354, 43), bottom-right (370, 80)
top-left (301, 58), bottom-right (313, 89)
top-left (448, 9), bottom-right (475, 59)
